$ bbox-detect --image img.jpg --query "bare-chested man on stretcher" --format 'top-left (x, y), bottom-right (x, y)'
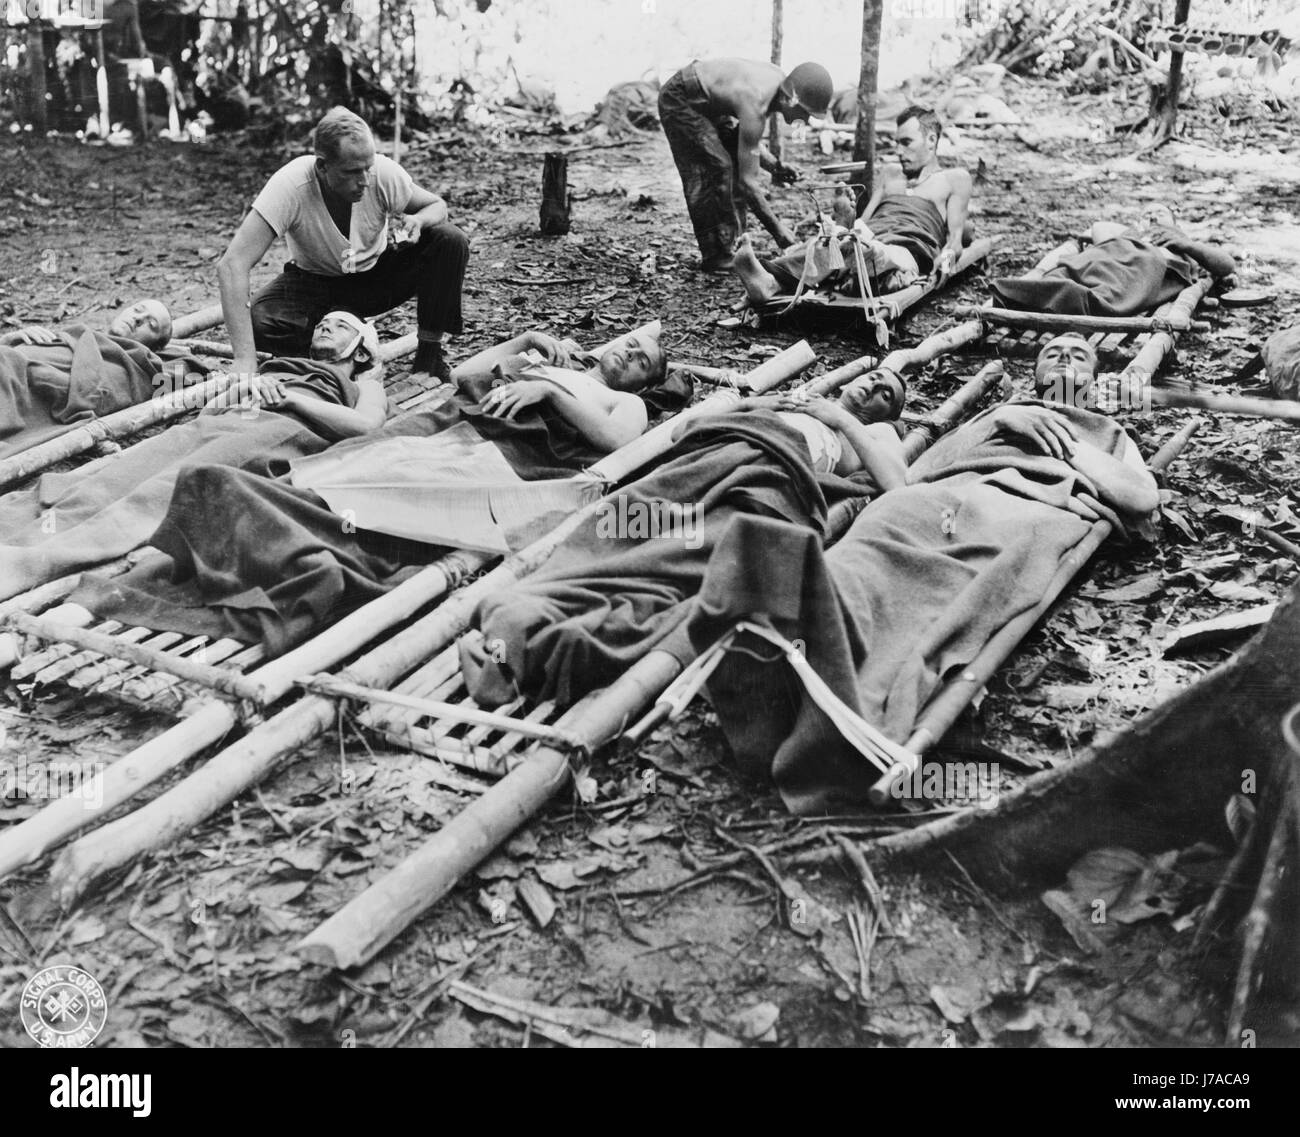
top-left (733, 105), bottom-right (973, 302)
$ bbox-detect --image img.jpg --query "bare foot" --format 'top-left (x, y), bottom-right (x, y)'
top-left (45, 602), bottom-right (94, 626)
top-left (731, 234), bottom-right (781, 303)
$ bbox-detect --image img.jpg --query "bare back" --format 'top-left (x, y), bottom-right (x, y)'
top-left (694, 59), bottom-right (785, 134)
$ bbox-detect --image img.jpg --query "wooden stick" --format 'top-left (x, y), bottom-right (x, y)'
top-left (1148, 388), bottom-right (1300, 423)
top-left (1259, 529), bottom-right (1300, 563)
top-left (171, 305), bottom-right (225, 340)
top-left (0, 330), bottom-right (421, 491)
top-left (296, 649), bottom-right (684, 968)
top-left (2, 613), bottom-right (264, 702)
top-left (1120, 278), bottom-right (1212, 383)
top-left (40, 374), bottom-right (793, 903)
top-left (1161, 604), bottom-right (1277, 655)
top-left (965, 306), bottom-right (1198, 334)
top-left (0, 374), bottom-right (235, 490)
top-left (299, 674), bottom-right (586, 749)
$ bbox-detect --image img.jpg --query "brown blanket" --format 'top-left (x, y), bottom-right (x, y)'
top-left (0, 328), bottom-right (207, 461)
top-left (687, 402), bottom-right (1149, 814)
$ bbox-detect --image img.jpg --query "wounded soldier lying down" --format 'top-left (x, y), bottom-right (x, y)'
top-left (460, 368), bottom-right (909, 709)
top-left (43, 328), bottom-right (688, 659)
top-left (684, 334), bottom-right (1159, 814)
top-left (989, 207), bottom-right (1237, 317)
top-left (0, 310), bottom-right (386, 606)
top-left (0, 299), bottom-right (210, 462)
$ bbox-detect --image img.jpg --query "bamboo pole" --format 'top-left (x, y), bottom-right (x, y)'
top-left (167, 340), bottom-right (270, 361)
top-left (0, 327), bottom-right (420, 491)
top-left (39, 358), bottom-right (808, 902)
top-left (2, 612), bottom-right (265, 702)
top-left (965, 306), bottom-right (1201, 334)
top-left (800, 321), bottom-right (984, 398)
top-left (0, 374), bottom-right (234, 490)
top-left (1120, 278), bottom-right (1212, 383)
top-left (293, 359), bottom-right (1007, 968)
top-left (1148, 389), bottom-right (1300, 424)
top-left (296, 649), bottom-right (685, 969)
top-left (171, 304), bottom-right (225, 340)
top-left (299, 674), bottom-right (586, 749)
top-left (867, 420), bottom-right (1203, 805)
top-left (0, 320), bottom-right (662, 883)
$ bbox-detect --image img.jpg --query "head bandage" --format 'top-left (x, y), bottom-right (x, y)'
top-left (319, 311), bottom-right (382, 379)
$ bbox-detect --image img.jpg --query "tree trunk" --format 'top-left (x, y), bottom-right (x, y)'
top-left (873, 581), bottom-right (1300, 889)
top-left (767, 0), bottom-right (784, 162)
top-left (852, 0), bottom-right (885, 210)
top-left (26, 23), bottom-right (47, 134)
top-left (865, 580), bottom-right (1300, 1039)
top-left (1151, 0), bottom-right (1192, 145)
top-left (539, 152), bottom-right (571, 236)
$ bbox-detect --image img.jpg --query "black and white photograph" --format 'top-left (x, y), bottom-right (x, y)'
top-left (0, 0), bottom-right (1296, 1076)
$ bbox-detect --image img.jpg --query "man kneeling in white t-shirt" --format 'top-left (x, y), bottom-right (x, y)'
top-left (217, 107), bottom-right (469, 387)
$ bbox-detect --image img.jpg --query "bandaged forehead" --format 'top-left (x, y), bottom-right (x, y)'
top-left (319, 310), bottom-right (377, 361)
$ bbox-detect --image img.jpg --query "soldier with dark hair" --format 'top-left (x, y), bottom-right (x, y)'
top-left (734, 104), bottom-right (973, 301)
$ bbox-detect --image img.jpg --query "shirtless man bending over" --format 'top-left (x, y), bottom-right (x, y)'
top-left (734, 105), bottom-right (973, 302)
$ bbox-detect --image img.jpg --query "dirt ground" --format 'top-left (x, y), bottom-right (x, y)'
top-left (1, 73), bottom-right (1298, 1050)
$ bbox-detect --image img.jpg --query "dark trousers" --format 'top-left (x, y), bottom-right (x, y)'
top-left (250, 222), bottom-right (470, 358)
top-left (658, 65), bottom-right (747, 266)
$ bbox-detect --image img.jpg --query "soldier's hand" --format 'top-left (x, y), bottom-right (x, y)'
top-left (772, 161), bottom-right (800, 186)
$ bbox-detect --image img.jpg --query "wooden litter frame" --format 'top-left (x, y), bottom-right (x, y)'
top-left (292, 355), bottom-right (1008, 969)
top-left (748, 237), bottom-right (998, 346)
top-left (2, 342), bottom-right (818, 901)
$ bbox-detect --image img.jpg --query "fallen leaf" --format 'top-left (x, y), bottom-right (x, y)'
top-left (728, 1002), bottom-right (780, 1043)
top-left (1090, 573), bottom-right (1163, 602)
top-left (930, 983), bottom-right (989, 1024)
top-left (587, 825), bottom-right (629, 852)
top-left (248, 880), bottom-right (310, 908)
top-left (516, 877), bottom-right (557, 928)
top-left (67, 915), bottom-right (108, 946)
top-left (475, 853), bottom-right (523, 881)
top-left (1208, 581), bottom-right (1271, 603)
top-left (536, 862), bottom-right (586, 891)
top-left (271, 847), bottom-right (328, 876)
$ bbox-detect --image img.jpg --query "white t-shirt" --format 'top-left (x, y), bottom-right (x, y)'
top-left (251, 154), bottom-right (415, 276)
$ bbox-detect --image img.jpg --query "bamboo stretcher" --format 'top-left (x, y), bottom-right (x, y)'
top-left (864, 416), bottom-right (1203, 804)
top-left (0, 341), bottom-right (819, 902)
top-left (290, 253), bottom-right (1231, 967)
top-left (747, 237), bottom-right (998, 347)
top-left (290, 356), bottom-right (1008, 969)
top-left (0, 322), bottom-right (668, 707)
top-left (0, 304), bottom-right (227, 491)
top-left (0, 311), bottom-right (434, 492)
